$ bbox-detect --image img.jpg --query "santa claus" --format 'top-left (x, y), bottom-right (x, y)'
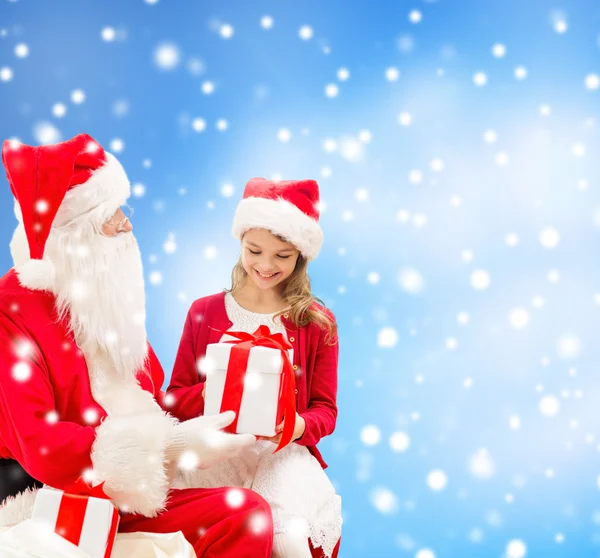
top-left (0, 133), bottom-right (273, 557)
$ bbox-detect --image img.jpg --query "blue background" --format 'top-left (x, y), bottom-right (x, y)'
top-left (2, 1), bottom-right (600, 556)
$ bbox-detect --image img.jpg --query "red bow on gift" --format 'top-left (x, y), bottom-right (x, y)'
top-left (64, 477), bottom-right (110, 499)
top-left (213, 325), bottom-right (297, 453)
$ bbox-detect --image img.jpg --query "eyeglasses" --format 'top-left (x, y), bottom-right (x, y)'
top-left (102, 205), bottom-right (134, 235)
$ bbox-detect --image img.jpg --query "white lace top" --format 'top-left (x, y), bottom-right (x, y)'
top-left (223, 291), bottom-right (288, 338)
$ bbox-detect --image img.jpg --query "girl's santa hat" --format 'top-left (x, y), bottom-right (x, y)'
top-left (232, 177), bottom-right (324, 260)
top-left (2, 133), bottom-right (131, 291)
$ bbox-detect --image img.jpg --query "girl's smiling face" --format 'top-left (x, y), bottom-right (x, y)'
top-left (241, 228), bottom-right (300, 291)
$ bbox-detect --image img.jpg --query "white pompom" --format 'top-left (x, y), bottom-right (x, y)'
top-left (15, 259), bottom-right (55, 292)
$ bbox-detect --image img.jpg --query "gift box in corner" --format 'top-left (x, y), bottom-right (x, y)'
top-left (31, 479), bottom-right (119, 558)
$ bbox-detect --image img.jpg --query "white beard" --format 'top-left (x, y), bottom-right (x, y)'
top-left (11, 223), bottom-right (148, 381)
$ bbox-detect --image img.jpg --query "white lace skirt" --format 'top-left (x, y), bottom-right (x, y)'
top-left (174, 441), bottom-right (342, 557)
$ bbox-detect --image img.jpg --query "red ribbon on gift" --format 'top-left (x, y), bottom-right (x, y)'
top-left (63, 477), bottom-right (111, 499)
top-left (215, 325), bottom-right (297, 453)
top-left (55, 477), bottom-right (119, 558)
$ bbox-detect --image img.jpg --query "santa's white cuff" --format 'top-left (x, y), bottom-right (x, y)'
top-left (91, 411), bottom-right (178, 518)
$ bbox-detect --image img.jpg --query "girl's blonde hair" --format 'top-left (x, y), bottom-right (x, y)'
top-left (226, 239), bottom-right (337, 344)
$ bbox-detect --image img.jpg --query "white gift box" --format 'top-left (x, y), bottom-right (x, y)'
top-left (203, 342), bottom-right (293, 437)
top-left (31, 487), bottom-right (119, 558)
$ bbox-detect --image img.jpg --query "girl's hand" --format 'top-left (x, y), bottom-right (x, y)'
top-left (259, 412), bottom-right (306, 444)
top-left (202, 383), bottom-right (206, 399)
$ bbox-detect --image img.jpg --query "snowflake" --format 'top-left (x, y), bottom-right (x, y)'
top-left (34, 122), bottom-right (61, 144)
top-left (408, 10), bottom-right (422, 24)
top-left (508, 308), bottom-right (530, 329)
top-left (14, 43), bottom-right (29, 58)
top-left (398, 112), bottom-right (412, 126)
top-left (505, 539), bottom-right (527, 558)
top-left (52, 103), bottom-right (67, 118)
top-left (470, 269), bottom-right (490, 290)
top-left (398, 267), bottom-right (424, 294)
top-left (248, 511), bottom-right (271, 534)
top-left (163, 234), bottom-right (177, 254)
top-left (514, 65), bottom-right (528, 80)
top-left (225, 488), bottom-right (245, 508)
top-left (71, 89), bottom-right (86, 104)
top-left (473, 72), bottom-right (488, 86)
top-left (12, 362), bottom-right (32, 382)
top-left (430, 158), bottom-right (445, 172)
top-left (101, 27), bottom-right (116, 42)
top-left (483, 129), bottom-right (497, 143)
top-left (149, 271), bottom-right (163, 286)
top-left (426, 469), bottom-right (448, 491)
top-left (585, 73), bottom-right (600, 90)
top-left (204, 246), bottom-right (218, 259)
top-left (154, 42), bottom-right (180, 70)
top-left (1, 67), bottom-right (14, 82)
top-left (367, 272), bottom-right (380, 285)
top-left (178, 450), bottom-right (200, 470)
top-left (337, 67), bottom-right (350, 81)
top-left (277, 128), bottom-right (292, 143)
top-left (325, 83), bottom-right (339, 98)
top-left (192, 118), bottom-right (206, 132)
top-left (298, 26), bottom-right (313, 40)
top-left (539, 227), bottom-right (560, 248)
top-left (360, 424), bottom-right (381, 446)
top-left (370, 487), bottom-right (398, 514)
top-left (491, 43), bottom-right (506, 58)
top-left (377, 327), bottom-right (399, 348)
top-left (539, 395), bottom-right (560, 417)
top-left (389, 431), bottom-right (410, 452)
top-left (385, 67), bottom-right (400, 82)
top-left (260, 16), bottom-right (274, 30)
top-left (110, 138), bottom-right (125, 153)
top-left (132, 183), bottom-right (146, 197)
top-left (219, 24), bottom-right (234, 40)
top-left (468, 448), bottom-right (496, 479)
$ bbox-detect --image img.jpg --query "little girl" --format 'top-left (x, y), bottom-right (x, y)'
top-left (166, 178), bottom-right (342, 558)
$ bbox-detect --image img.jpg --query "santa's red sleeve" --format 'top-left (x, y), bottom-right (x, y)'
top-left (0, 314), bottom-right (177, 518)
top-left (296, 317), bottom-right (339, 447)
top-left (164, 307), bottom-right (206, 421)
top-left (147, 342), bottom-right (200, 421)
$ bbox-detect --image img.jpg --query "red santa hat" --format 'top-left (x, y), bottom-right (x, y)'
top-left (232, 177), bottom-right (324, 260)
top-left (2, 133), bottom-right (131, 291)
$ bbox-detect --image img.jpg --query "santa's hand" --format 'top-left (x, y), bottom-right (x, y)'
top-left (167, 411), bottom-right (256, 471)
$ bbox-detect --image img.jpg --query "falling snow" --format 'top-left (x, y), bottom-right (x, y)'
top-left (1, 3), bottom-right (597, 557)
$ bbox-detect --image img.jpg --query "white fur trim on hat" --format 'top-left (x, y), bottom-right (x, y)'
top-left (232, 197), bottom-right (323, 260)
top-left (9, 222), bottom-right (57, 292)
top-left (53, 151), bottom-right (131, 228)
top-left (14, 259), bottom-right (56, 292)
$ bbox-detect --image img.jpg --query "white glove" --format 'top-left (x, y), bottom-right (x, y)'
top-left (166, 411), bottom-right (256, 472)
